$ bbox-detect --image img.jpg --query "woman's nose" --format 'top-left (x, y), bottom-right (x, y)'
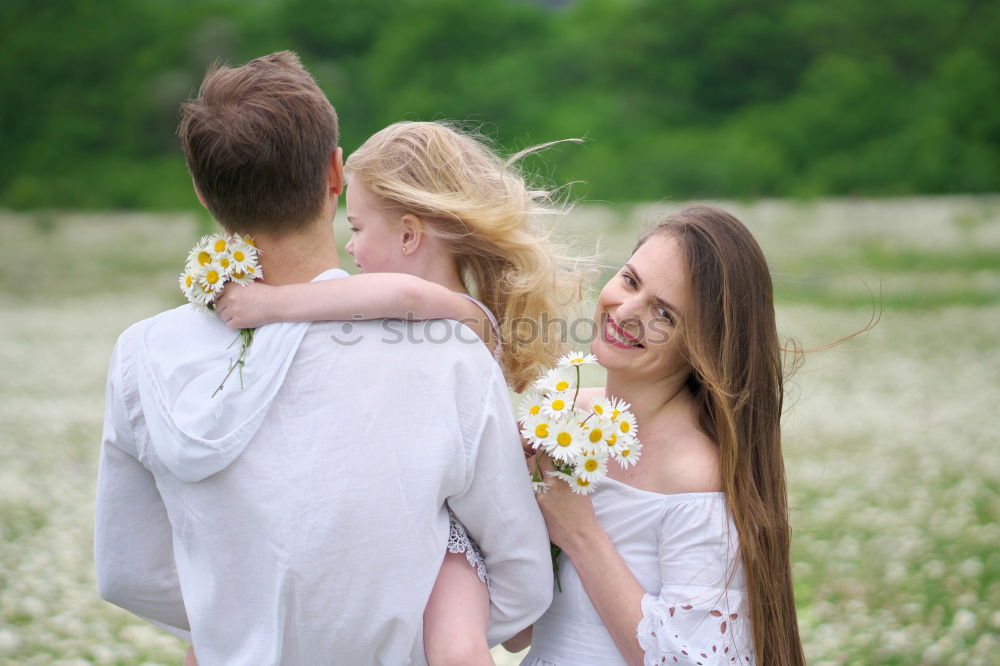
top-left (615, 298), bottom-right (643, 329)
top-left (345, 239), bottom-right (355, 255)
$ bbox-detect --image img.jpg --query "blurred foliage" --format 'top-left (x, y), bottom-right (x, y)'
top-left (1, 0), bottom-right (998, 210)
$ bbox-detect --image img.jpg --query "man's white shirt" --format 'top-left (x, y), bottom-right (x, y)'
top-left (95, 271), bottom-right (552, 665)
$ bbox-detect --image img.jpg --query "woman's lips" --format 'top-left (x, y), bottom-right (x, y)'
top-left (603, 316), bottom-right (643, 349)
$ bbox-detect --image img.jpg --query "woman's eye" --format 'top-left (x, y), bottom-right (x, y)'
top-left (349, 226), bottom-right (359, 233)
top-left (657, 307), bottom-right (673, 323)
top-left (622, 273), bottom-right (636, 288)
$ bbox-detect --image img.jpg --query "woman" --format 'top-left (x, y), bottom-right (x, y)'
top-left (512, 205), bottom-right (806, 665)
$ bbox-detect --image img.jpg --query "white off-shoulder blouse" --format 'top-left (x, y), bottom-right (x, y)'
top-left (522, 478), bottom-right (755, 666)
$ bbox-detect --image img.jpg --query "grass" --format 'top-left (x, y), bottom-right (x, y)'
top-left (1, 195), bottom-right (998, 665)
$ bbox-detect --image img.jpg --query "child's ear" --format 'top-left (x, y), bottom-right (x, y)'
top-left (400, 214), bottom-right (424, 255)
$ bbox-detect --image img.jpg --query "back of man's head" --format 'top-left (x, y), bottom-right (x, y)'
top-left (178, 51), bottom-right (339, 235)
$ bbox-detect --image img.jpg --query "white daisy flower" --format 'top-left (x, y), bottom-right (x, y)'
top-left (603, 431), bottom-right (623, 455)
top-left (558, 351), bottom-right (599, 368)
top-left (517, 391), bottom-right (546, 421)
top-left (230, 263), bottom-right (263, 285)
top-left (185, 235), bottom-right (213, 266)
top-left (582, 416), bottom-right (615, 450)
top-left (615, 440), bottom-right (643, 468)
top-left (536, 367), bottom-right (576, 394)
top-left (521, 414), bottom-right (553, 449)
top-left (589, 397), bottom-right (614, 419)
top-left (209, 236), bottom-right (230, 259)
top-left (198, 262), bottom-right (227, 296)
top-left (188, 283), bottom-right (215, 309)
top-left (530, 478), bottom-right (550, 494)
top-left (542, 421), bottom-right (585, 464)
top-left (549, 470), bottom-right (597, 495)
top-left (576, 448), bottom-right (609, 483)
top-left (178, 267), bottom-right (198, 297)
top-left (227, 235), bottom-right (259, 272)
top-left (233, 232), bottom-right (258, 249)
top-left (541, 392), bottom-right (575, 419)
top-left (608, 397), bottom-right (632, 421)
top-left (614, 411), bottom-right (638, 439)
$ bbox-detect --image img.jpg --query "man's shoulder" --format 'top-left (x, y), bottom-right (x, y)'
top-left (309, 318), bottom-right (499, 370)
top-left (113, 304), bottom-right (198, 356)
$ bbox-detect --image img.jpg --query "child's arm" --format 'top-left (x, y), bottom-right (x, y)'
top-left (215, 273), bottom-right (493, 343)
top-left (502, 626), bottom-right (532, 652)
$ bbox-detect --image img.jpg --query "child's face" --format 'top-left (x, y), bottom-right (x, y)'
top-left (344, 181), bottom-right (405, 273)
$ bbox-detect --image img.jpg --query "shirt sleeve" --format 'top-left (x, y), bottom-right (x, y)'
top-left (446, 365), bottom-right (553, 646)
top-left (635, 501), bottom-right (756, 665)
top-left (94, 337), bottom-right (191, 639)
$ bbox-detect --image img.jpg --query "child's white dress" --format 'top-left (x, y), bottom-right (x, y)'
top-left (445, 293), bottom-right (506, 586)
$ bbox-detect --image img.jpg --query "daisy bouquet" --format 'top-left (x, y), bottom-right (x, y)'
top-left (178, 233), bottom-right (262, 396)
top-left (519, 352), bottom-right (641, 495)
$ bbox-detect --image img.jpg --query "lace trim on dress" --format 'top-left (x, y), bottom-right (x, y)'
top-left (636, 593), bottom-right (755, 666)
top-left (446, 506), bottom-right (490, 590)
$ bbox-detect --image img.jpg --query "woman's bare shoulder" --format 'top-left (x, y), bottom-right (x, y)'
top-left (649, 425), bottom-right (723, 495)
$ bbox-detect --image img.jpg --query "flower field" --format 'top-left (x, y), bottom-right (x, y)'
top-left (1, 197), bottom-right (997, 665)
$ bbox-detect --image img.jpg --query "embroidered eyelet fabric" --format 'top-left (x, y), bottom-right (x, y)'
top-left (446, 505), bottom-right (489, 587)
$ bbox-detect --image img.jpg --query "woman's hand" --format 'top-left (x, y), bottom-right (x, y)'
top-left (214, 282), bottom-right (281, 330)
top-left (533, 454), bottom-right (601, 555)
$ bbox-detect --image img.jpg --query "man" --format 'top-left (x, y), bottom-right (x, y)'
top-left (95, 51), bottom-right (551, 664)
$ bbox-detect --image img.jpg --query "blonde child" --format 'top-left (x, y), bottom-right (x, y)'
top-left (212, 121), bottom-right (588, 664)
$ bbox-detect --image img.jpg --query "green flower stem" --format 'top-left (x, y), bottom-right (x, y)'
top-left (212, 328), bottom-right (256, 398)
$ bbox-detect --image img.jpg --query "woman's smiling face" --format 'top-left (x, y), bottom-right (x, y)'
top-left (592, 233), bottom-right (691, 381)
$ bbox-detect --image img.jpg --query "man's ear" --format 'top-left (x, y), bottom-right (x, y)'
top-left (328, 147), bottom-right (345, 195)
top-left (400, 214), bottom-right (424, 255)
top-left (192, 179), bottom-right (208, 209)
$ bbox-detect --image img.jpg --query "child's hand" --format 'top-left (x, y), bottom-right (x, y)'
top-left (215, 281), bottom-right (280, 330)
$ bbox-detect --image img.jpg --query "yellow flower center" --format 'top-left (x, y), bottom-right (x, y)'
top-left (551, 399), bottom-right (565, 411)
top-left (245, 236), bottom-right (256, 247)
top-left (584, 459), bottom-right (599, 472)
top-left (233, 271), bottom-right (245, 279)
top-left (606, 433), bottom-right (617, 446)
top-left (246, 266), bottom-right (256, 274)
top-left (621, 449), bottom-right (631, 457)
top-left (555, 381), bottom-right (570, 391)
top-left (534, 424), bottom-right (549, 439)
top-left (611, 409), bottom-right (621, 420)
top-left (219, 258), bottom-right (230, 268)
top-left (589, 429), bottom-right (604, 443)
top-left (214, 239), bottom-right (227, 253)
top-left (529, 405), bottom-right (540, 415)
top-left (575, 477), bottom-right (591, 488)
top-left (593, 404), bottom-right (604, 415)
top-left (185, 275), bottom-right (193, 287)
top-left (206, 270), bottom-right (220, 285)
top-left (198, 251), bottom-right (211, 266)
top-left (557, 432), bottom-right (572, 447)
top-left (619, 421), bottom-right (631, 433)
top-left (233, 250), bottom-right (245, 262)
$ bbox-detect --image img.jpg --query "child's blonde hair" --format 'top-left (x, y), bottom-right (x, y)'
top-left (344, 121), bottom-right (590, 392)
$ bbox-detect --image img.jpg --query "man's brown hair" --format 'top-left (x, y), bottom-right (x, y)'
top-left (178, 51), bottom-right (339, 234)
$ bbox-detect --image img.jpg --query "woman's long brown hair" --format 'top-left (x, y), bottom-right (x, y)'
top-left (638, 205), bottom-right (806, 665)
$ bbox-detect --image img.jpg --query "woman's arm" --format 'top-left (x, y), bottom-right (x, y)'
top-left (215, 273), bottom-right (490, 340)
top-left (535, 457), bottom-right (647, 666)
